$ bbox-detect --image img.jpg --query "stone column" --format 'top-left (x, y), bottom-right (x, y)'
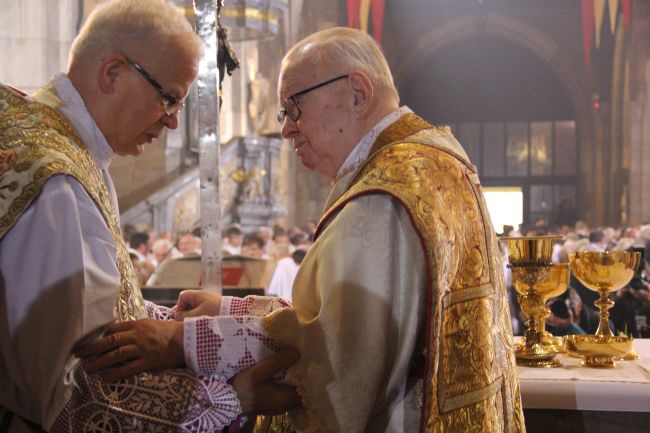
top-left (0, 0), bottom-right (78, 93)
top-left (627, 3), bottom-right (650, 225)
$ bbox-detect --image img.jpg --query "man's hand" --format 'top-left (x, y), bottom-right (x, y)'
top-left (233, 347), bottom-right (302, 415)
top-left (173, 289), bottom-right (222, 320)
top-left (75, 319), bottom-right (184, 382)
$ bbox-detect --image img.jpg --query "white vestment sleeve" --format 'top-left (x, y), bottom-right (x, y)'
top-left (0, 175), bottom-right (119, 428)
top-left (0, 175), bottom-right (244, 431)
top-left (265, 194), bottom-right (426, 433)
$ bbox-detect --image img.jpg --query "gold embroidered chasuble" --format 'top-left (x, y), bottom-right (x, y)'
top-left (0, 84), bottom-right (145, 322)
top-left (264, 114), bottom-right (524, 433)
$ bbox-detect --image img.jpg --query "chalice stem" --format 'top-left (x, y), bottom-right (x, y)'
top-left (594, 290), bottom-right (614, 337)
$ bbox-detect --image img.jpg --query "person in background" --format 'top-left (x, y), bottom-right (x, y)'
top-left (177, 232), bottom-right (201, 256)
top-left (241, 233), bottom-right (267, 259)
top-left (151, 238), bottom-right (175, 265)
top-left (222, 225), bottom-right (244, 255)
top-left (267, 234), bottom-right (313, 300)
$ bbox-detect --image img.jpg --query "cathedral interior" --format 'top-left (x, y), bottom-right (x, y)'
top-left (2, 1), bottom-right (650, 431)
top-left (3, 0), bottom-right (649, 234)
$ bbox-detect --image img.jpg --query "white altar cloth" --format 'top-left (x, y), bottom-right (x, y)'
top-left (517, 338), bottom-right (650, 412)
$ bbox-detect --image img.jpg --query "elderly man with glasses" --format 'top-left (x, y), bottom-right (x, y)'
top-left (78, 27), bottom-right (525, 433)
top-left (0, 1), bottom-right (300, 432)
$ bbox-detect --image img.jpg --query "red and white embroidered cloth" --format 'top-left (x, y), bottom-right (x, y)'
top-left (183, 296), bottom-right (291, 376)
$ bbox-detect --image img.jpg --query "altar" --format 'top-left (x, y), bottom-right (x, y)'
top-left (519, 338), bottom-right (650, 433)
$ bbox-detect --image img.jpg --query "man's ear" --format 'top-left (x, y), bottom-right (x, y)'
top-left (349, 71), bottom-right (374, 116)
top-left (97, 55), bottom-right (127, 94)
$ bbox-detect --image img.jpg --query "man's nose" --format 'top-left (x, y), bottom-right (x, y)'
top-left (280, 117), bottom-right (297, 138)
top-left (162, 111), bottom-right (179, 130)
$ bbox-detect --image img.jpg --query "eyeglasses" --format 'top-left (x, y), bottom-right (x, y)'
top-left (277, 74), bottom-right (349, 124)
top-left (126, 57), bottom-right (184, 116)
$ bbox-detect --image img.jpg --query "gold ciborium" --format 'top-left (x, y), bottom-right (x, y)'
top-left (502, 236), bottom-right (563, 367)
top-left (567, 251), bottom-right (641, 368)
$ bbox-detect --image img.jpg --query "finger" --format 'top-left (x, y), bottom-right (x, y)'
top-left (84, 344), bottom-right (139, 373)
top-left (103, 320), bottom-right (140, 335)
top-left (251, 347), bottom-right (300, 381)
top-left (173, 307), bottom-right (194, 321)
top-left (101, 359), bottom-right (150, 383)
top-left (75, 331), bottom-right (132, 358)
top-left (176, 290), bottom-right (200, 311)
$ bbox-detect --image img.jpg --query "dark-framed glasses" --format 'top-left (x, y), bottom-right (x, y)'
top-left (277, 74), bottom-right (349, 124)
top-left (126, 57), bottom-right (184, 116)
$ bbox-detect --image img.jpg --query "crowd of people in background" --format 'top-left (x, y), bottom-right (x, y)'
top-left (122, 217), bottom-right (650, 339)
top-left (501, 219), bottom-right (650, 339)
top-left (122, 220), bottom-right (316, 300)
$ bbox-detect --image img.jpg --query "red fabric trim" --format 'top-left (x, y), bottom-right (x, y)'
top-left (3, 83), bottom-right (28, 96)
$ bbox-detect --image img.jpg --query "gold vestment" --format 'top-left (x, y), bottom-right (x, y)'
top-left (320, 113), bottom-right (525, 432)
top-left (261, 113), bottom-right (524, 433)
top-left (0, 84), bottom-right (145, 321)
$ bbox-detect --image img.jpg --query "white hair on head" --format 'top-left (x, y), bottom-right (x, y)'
top-left (69, 0), bottom-right (202, 66)
top-left (282, 27), bottom-right (398, 102)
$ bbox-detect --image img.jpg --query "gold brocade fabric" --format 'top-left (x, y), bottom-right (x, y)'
top-left (251, 414), bottom-right (297, 433)
top-left (313, 113), bottom-right (525, 433)
top-left (0, 84), bottom-right (145, 321)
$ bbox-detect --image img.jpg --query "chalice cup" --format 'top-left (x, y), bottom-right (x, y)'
top-left (534, 263), bottom-right (570, 354)
top-left (501, 236), bottom-right (563, 368)
top-left (568, 251), bottom-right (641, 368)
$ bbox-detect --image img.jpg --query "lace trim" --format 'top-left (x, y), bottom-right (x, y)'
top-left (184, 316), bottom-right (278, 377)
top-left (226, 296), bottom-right (290, 317)
top-left (145, 300), bottom-right (176, 320)
top-left (51, 364), bottom-right (241, 432)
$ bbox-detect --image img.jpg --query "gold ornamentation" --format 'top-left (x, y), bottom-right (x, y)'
top-left (566, 251), bottom-right (640, 367)
top-left (501, 236), bottom-right (565, 368)
top-left (309, 114), bottom-right (524, 432)
top-left (0, 85), bottom-right (144, 321)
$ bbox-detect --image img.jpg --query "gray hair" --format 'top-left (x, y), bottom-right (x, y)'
top-left (282, 27), bottom-right (398, 102)
top-left (69, 0), bottom-right (202, 66)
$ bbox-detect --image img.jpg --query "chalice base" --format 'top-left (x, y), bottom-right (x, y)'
top-left (564, 334), bottom-right (633, 368)
top-left (618, 348), bottom-right (640, 361)
top-left (515, 342), bottom-right (562, 368)
top-left (582, 355), bottom-right (617, 369)
top-left (541, 332), bottom-right (566, 354)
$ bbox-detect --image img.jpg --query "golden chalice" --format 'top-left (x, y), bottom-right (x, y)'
top-left (567, 251), bottom-right (641, 368)
top-left (534, 263), bottom-right (570, 353)
top-left (502, 236), bottom-right (563, 367)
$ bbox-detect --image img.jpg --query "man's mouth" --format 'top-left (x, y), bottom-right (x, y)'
top-left (145, 133), bottom-right (160, 143)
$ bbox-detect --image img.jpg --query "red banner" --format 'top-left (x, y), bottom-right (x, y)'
top-left (347, 0), bottom-right (385, 44)
top-left (621, 0), bottom-right (631, 32)
top-left (347, 0), bottom-right (361, 29)
top-left (371, 0), bottom-right (385, 44)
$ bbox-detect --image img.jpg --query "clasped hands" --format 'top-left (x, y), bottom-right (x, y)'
top-left (75, 290), bottom-right (301, 415)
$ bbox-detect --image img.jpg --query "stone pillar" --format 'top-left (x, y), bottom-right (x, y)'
top-left (0, 0), bottom-right (78, 93)
top-left (627, 3), bottom-right (650, 225)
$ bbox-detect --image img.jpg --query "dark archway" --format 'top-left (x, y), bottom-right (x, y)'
top-left (398, 33), bottom-right (574, 123)
top-left (397, 33), bottom-right (579, 229)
